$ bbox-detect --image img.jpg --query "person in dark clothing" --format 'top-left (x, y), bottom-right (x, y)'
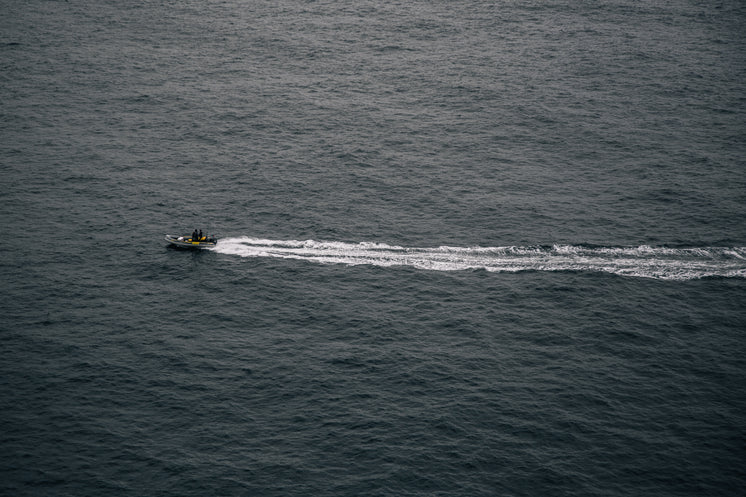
top-left (199, 230), bottom-right (203, 241)
top-left (192, 229), bottom-right (198, 241)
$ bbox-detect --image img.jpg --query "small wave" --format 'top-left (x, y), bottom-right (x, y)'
top-left (211, 237), bottom-right (746, 281)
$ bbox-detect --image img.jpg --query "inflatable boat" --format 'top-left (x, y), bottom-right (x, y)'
top-left (165, 234), bottom-right (218, 248)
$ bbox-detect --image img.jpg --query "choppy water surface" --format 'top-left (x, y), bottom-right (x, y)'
top-left (2, 0), bottom-right (745, 496)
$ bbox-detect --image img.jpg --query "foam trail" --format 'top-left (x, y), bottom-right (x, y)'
top-left (212, 238), bottom-right (746, 280)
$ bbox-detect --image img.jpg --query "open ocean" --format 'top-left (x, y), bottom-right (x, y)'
top-left (2, 1), bottom-right (746, 495)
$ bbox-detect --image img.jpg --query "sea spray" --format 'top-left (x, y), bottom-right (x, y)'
top-left (212, 238), bottom-right (746, 280)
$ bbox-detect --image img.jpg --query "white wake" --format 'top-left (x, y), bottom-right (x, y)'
top-left (211, 237), bottom-right (746, 280)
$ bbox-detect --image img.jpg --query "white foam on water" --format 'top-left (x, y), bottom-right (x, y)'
top-left (212, 237), bottom-right (746, 280)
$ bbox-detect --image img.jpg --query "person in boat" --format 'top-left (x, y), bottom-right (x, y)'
top-left (199, 229), bottom-right (203, 241)
top-left (192, 229), bottom-right (198, 241)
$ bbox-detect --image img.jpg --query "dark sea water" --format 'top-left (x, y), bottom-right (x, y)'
top-left (2, 1), bottom-right (746, 495)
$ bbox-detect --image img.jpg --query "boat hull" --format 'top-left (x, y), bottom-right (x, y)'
top-left (165, 235), bottom-right (217, 249)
